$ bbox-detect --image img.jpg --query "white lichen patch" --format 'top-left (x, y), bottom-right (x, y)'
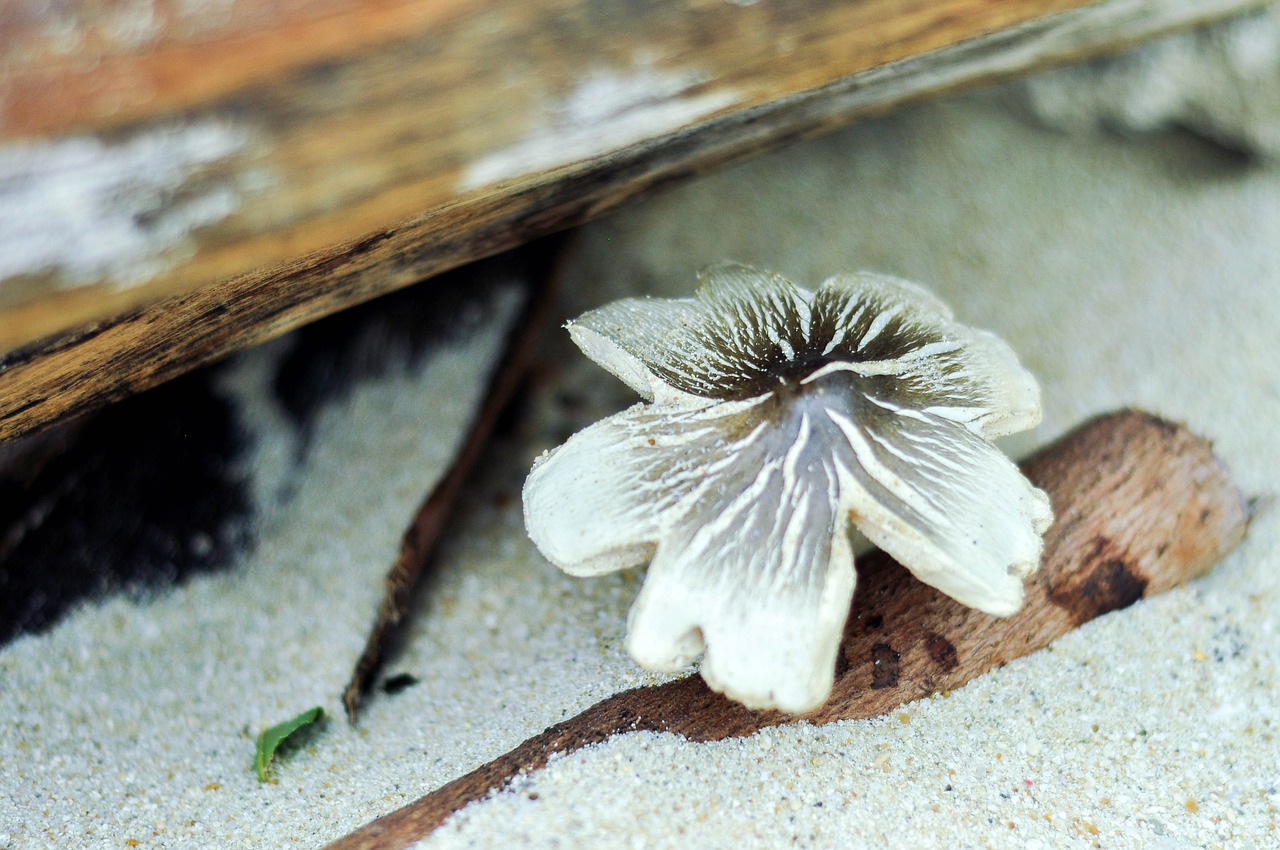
top-left (0, 121), bottom-right (252, 295)
top-left (460, 66), bottom-right (739, 191)
top-left (523, 264), bottom-right (1051, 713)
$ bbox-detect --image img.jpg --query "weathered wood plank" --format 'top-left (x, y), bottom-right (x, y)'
top-left (1, 0), bottom-right (1089, 343)
top-left (0, 0), bottom-right (1261, 442)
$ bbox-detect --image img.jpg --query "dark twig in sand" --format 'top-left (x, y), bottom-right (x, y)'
top-left (342, 244), bottom-right (561, 722)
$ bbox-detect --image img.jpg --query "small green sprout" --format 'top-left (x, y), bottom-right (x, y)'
top-left (254, 706), bottom-right (324, 782)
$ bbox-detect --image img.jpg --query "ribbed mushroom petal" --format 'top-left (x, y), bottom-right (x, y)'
top-left (567, 298), bottom-right (705, 402)
top-left (569, 263), bottom-right (810, 403)
top-left (823, 390), bottom-right (1051, 616)
top-left (625, 405), bottom-right (855, 713)
top-left (523, 406), bottom-right (659, 576)
top-left (813, 273), bottom-right (1041, 439)
top-left (523, 396), bottom-right (765, 576)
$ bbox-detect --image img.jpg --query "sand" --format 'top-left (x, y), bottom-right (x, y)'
top-left (3, 24), bottom-right (1280, 850)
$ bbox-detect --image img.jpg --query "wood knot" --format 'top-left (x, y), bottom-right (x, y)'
top-left (925, 633), bottom-right (959, 672)
top-left (1048, 535), bottom-right (1148, 625)
top-left (870, 643), bottom-right (901, 689)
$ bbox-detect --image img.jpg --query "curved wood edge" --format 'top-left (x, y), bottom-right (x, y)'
top-left (325, 409), bottom-right (1249, 850)
top-left (0, 0), bottom-right (1260, 443)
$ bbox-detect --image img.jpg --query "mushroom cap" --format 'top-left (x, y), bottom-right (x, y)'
top-left (524, 263), bottom-right (1051, 712)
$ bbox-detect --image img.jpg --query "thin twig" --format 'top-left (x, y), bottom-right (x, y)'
top-left (343, 242), bottom-right (562, 722)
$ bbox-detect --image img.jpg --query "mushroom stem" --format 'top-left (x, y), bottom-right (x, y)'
top-left (327, 409), bottom-right (1248, 850)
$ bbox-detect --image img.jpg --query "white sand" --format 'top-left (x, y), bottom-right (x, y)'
top-left (4, 40), bottom-right (1280, 850)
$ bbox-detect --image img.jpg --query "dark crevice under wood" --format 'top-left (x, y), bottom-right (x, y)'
top-left (342, 241), bottom-right (562, 722)
top-left (326, 409), bottom-right (1248, 850)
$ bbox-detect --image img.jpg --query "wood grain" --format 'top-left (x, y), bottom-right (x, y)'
top-left (0, 0), bottom-right (1261, 443)
top-left (325, 410), bottom-right (1249, 850)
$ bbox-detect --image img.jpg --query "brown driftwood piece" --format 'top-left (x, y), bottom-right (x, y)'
top-left (326, 410), bottom-right (1248, 850)
top-left (343, 245), bottom-right (561, 722)
top-left (0, 0), bottom-right (1260, 444)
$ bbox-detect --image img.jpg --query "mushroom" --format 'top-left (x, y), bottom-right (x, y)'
top-left (523, 264), bottom-right (1052, 713)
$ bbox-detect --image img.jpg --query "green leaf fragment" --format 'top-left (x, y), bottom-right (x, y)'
top-left (254, 706), bottom-right (324, 782)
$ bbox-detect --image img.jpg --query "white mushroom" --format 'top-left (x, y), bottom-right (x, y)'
top-left (523, 264), bottom-right (1052, 713)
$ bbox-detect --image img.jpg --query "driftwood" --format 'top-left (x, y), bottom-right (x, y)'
top-left (326, 409), bottom-right (1248, 850)
top-left (0, 0), bottom-right (1261, 443)
top-left (342, 243), bottom-right (561, 721)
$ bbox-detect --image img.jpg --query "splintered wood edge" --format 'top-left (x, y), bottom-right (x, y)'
top-left (0, 0), bottom-right (1260, 444)
top-left (342, 241), bottom-right (562, 722)
top-left (325, 410), bottom-right (1248, 850)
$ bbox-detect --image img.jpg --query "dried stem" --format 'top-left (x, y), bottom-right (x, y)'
top-left (342, 243), bottom-right (561, 722)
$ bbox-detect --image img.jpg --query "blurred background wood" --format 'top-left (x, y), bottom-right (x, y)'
top-left (0, 0), bottom-right (1262, 441)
